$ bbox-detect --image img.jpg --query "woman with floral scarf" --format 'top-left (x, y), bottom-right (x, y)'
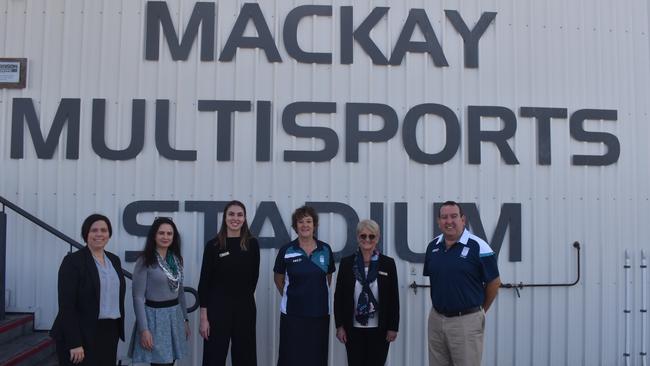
top-left (334, 219), bottom-right (400, 366)
top-left (129, 217), bottom-right (190, 366)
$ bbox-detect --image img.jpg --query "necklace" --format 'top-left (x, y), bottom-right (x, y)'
top-left (156, 252), bottom-right (183, 293)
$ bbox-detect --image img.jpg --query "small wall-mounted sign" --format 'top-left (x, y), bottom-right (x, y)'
top-left (0, 58), bottom-right (27, 89)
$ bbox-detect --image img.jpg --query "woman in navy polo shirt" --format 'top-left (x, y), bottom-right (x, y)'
top-left (273, 206), bottom-right (336, 366)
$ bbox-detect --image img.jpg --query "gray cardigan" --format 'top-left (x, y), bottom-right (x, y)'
top-left (132, 256), bottom-right (188, 332)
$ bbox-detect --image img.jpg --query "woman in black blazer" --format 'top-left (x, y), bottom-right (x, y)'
top-left (334, 219), bottom-right (399, 366)
top-left (50, 214), bottom-right (126, 366)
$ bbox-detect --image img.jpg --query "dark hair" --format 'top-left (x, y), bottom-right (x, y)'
top-left (81, 214), bottom-right (112, 243)
top-left (216, 200), bottom-right (253, 251)
top-left (141, 217), bottom-right (183, 267)
top-left (291, 205), bottom-right (319, 234)
top-left (438, 201), bottom-right (465, 217)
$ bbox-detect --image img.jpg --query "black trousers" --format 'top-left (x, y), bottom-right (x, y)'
top-left (56, 318), bottom-right (119, 366)
top-left (203, 297), bottom-right (257, 366)
top-left (344, 327), bottom-right (390, 366)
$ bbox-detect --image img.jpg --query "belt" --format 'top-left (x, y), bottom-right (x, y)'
top-left (437, 306), bottom-right (482, 318)
top-left (145, 298), bottom-right (179, 308)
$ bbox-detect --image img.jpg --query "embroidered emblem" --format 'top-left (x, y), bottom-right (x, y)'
top-left (460, 246), bottom-right (469, 258)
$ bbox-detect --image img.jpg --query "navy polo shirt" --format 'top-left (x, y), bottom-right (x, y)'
top-left (423, 229), bottom-right (499, 313)
top-left (273, 239), bottom-right (336, 317)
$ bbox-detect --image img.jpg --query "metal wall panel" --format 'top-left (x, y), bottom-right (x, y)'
top-left (1, 0), bottom-right (649, 365)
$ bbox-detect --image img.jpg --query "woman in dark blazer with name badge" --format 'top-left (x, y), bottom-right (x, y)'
top-left (50, 214), bottom-right (126, 366)
top-left (334, 219), bottom-right (399, 366)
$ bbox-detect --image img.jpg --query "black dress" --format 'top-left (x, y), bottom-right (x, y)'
top-left (198, 237), bottom-right (260, 366)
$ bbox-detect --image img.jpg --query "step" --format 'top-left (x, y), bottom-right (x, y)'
top-left (0, 332), bottom-right (55, 366)
top-left (37, 354), bottom-right (59, 366)
top-left (0, 315), bottom-right (33, 346)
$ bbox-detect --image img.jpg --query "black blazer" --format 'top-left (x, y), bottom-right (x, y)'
top-left (50, 246), bottom-right (126, 350)
top-left (334, 254), bottom-right (399, 333)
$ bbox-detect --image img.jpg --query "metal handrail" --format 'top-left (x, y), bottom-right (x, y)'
top-left (0, 196), bottom-right (85, 252)
top-left (0, 195), bottom-right (198, 312)
top-left (499, 241), bottom-right (580, 297)
top-left (409, 241), bottom-right (581, 297)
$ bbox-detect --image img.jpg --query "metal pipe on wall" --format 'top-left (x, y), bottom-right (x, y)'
top-left (0, 210), bottom-right (6, 321)
top-left (641, 251), bottom-right (647, 366)
top-left (624, 251), bottom-right (631, 366)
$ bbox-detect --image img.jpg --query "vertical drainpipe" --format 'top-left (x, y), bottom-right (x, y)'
top-left (0, 210), bottom-right (5, 321)
top-left (624, 251), bottom-right (631, 366)
top-left (641, 251), bottom-right (647, 366)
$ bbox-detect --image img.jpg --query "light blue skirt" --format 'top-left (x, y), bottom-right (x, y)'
top-left (128, 303), bottom-right (188, 363)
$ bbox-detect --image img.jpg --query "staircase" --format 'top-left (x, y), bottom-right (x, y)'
top-left (0, 313), bottom-right (57, 366)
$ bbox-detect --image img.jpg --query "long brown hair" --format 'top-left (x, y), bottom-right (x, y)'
top-left (142, 217), bottom-right (183, 267)
top-left (216, 200), bottom-right (252, 250)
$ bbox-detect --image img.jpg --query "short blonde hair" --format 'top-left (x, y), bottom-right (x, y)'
top-left (356, 219), bottom-right (380, 236)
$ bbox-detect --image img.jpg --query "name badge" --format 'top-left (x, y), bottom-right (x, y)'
top-left (219, 251), bottom-right (230, 258)
top-left (378, 271), bottom-right (388, 276)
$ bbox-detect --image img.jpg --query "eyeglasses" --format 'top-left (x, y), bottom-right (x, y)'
top-left (358, 234), bottom-right (376, 241)
top-left (154, 216), bottom-right (173, 221)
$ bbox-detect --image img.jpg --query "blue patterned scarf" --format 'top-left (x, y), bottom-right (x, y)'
top-left (352, 248), bottom-right (380, 325)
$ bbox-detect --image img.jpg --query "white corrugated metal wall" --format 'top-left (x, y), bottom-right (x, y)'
top-left (1, 0), bottom-right (649, 365)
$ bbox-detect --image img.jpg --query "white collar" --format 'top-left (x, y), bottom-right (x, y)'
top-left (435, 228), bottom-right (470, 246)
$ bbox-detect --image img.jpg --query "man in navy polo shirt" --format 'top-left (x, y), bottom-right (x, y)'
top-left (423, 201), bottom-right (500, 366)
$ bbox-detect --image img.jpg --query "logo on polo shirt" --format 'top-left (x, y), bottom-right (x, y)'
top-left (432, 248), bottom-right (440, 253)
top-left (319, 255), bottom-right (325, 264)
top-left (285, 252), bottom-right (303, 263)
top-left (460, 246), bottom-right (469, 258)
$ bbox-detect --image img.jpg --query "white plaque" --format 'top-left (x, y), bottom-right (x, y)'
top-left (0, 62), bottom-right (20, 83)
